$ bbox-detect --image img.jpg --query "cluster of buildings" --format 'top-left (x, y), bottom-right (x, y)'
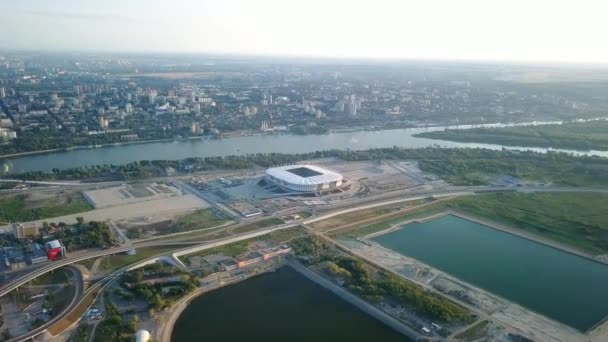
top-left (220, 245), bottom-right (292, 271)
top-left (0, 52), bottom-right (599, 155)
top-left (0, 240), bottom-right (65, 270)
top-left (0, 223), bottom-right (66, 270)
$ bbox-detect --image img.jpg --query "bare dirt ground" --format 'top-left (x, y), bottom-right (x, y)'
top-left (82, 183), bottom-right (183, 209)
top-left (24, 194), bottom-right (209, 227)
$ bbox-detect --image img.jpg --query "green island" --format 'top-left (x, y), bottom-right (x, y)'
top-left (414, 120), bottom-right (608, 151)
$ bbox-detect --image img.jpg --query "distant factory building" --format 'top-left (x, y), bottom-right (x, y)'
top-left (221, 245), bottom-right (292, 271)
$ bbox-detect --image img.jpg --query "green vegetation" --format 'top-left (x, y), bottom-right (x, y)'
top-left (31, 268), bottom-right (69, 286)
top-left (448, 192), bottom-right (608, 254)
top-left (335, 257), bottom-right (472, 323)
top-left (122, 265), bottom-right (199, 310)
top-left (43, 282), bottom-right (76, 317)
top-left (339, 203), bottom-right (447, 239)
top-left (94, 298), bottom-right (138, 342)
top-left (49, 287), bottom-right (101, 336)
top-left (341, 192), bottom-right (608, 254)
top-left (100, 246), bottom-right (185, 272)
top-left (232, 217), bottom-right (284, 234)
top-left (264, 226), bottom-right (307, 243)
top-left (310, 199), bottom-right (432, 232)
top-left (292, 236), bottom-right (472, 323)
top-left (159, 208), bottom-right (230, 235)
top-left (38, 221), bottom-right (118, 251)
top-left (180, 241), bottom-right (250, 264)
top-left (0, 193), bottom-right (92, 224)
top-left (11, 148), bottom-right (608, 188)
top-left (179, 226), bottom-right (305, 264)
top-left (455, 320), bottom-right (490, 341)
top-left (69, 324), bottom-right (94, 342)
top-left (415, 121), bottom-right (608, 151)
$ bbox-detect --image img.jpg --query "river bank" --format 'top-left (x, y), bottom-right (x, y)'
top-left (167, 264), bottom-right (407, 342)
top-left (3, 118), bottom-right (608, 174)
top-left (367, 213), bottom-right (608, 335)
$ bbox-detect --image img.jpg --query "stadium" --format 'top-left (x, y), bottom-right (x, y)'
top-left (265, 165), bottom-right (344, 192)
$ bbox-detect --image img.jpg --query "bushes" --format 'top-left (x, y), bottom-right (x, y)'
top-left (334, 256), bottom-right (472, 323)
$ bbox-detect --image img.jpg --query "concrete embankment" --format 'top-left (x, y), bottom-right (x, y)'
top-left (449, 210), bottom-right (608, 266)
top-left (287, 259), bottom-right (421, 340)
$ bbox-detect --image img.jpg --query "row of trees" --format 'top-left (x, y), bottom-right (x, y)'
top-left (8, 146), bottom-right (608, 187)
top-left (292, 236), bottom-right (472, 324)
top-left (95, 299), bottom-right (138, 342)
top-left (36, 220), bottom-right (118, 251)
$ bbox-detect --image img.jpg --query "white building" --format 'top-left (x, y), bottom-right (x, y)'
top-left (265, 165), bottom-right (344, 192)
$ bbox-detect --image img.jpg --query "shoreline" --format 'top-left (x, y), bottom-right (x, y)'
top-left (1, 117), bottom-right (603, 161)
top-left (286, 259), bottom-right (421, 340)
top-left (0, 135), bottom-right (216, 160)
top-left (349, 238), bottom-right (586, 341)
top-left (366, 210), bottom-right (608, 267)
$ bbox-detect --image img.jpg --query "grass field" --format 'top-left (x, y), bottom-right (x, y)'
top-left (309, 199), bottom-right (432, 232)
top-left (99, 246), bottom-right (187, 272)
top-left (338, 202), bottom-right (448, 238)
top-left (415, 120), bottom-right (608, 151)
top-left (0, 192), bottom-right (92, 224)
top-left (455, 320), bottom-right (490, 341)
top-left (31, 268), bottom-right (70, 285)
top-left (339, 192), bottom-right (608, 255)
top-left (49, 288), bottom-right (100, 336)
top-left (231, 217), bottom-right (284, 234)
top-left (180, 226), bottom-right (307, 264)
top-left (170, 208), bottom-right (231, 233)
top-left (448, 192), bottom-right (608, 254)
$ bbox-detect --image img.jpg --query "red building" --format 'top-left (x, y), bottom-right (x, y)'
top-left (44, 240), bottom-right (66, 261)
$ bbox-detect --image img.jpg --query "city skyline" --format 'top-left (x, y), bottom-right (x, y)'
top-left (1, 0), bottom-right (608, 64)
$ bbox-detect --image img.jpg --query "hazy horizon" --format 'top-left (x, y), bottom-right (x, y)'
top-left (1, 0), bottom-right (608, 65)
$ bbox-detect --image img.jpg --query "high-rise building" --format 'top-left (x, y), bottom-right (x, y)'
top-left (0, 87), bottom-right (5, 99)
top-left (125, 103), bottom-right (133, 113)
top-left (346, 94), bottom-right (357, 116)
top-left (98, 116), bottom-right (108, 129)
top-left (346, 101), bottom-right (357, 116)
top-left (147, 89), bottom-right (158, 104)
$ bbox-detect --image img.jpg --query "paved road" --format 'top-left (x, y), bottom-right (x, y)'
top-left (6, 265), bottom-right (84, 342)
top-left (2, 184), bottom-right (606, 300)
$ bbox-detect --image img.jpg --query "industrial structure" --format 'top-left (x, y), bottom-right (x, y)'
top-left (265, 165), bottom-right (344, 192)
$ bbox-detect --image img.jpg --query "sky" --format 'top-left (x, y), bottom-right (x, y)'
top-left (0, 0), bottom-right (607, 64)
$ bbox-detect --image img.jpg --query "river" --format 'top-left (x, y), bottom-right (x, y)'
top-left (372, 214), bottom-right (608, 332)
top-left (2, 119), bottom-right (608, 174)
top-left (170, 267), bottom-right (408, 342)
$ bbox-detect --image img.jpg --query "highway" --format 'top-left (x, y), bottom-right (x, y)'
top-left (0, 182), bottom-right (606, 341)
top-left (1, 184), bottom-right (606, 300)
top-left (6, 265), bottom-right (85, 342)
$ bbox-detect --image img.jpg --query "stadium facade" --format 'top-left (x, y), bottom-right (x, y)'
top-left (265, 165), bottom-right (343, 192)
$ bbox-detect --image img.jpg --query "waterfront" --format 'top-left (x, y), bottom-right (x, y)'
top-left (372, 214), bottom-right (608, 331)
top-left (3, 121), bottom-right (608, 174)
top-left (170, 267), bottom-right (407, 342)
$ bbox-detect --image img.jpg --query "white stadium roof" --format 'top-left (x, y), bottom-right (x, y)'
top-left (265, 165), bottom-right (343, 186)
